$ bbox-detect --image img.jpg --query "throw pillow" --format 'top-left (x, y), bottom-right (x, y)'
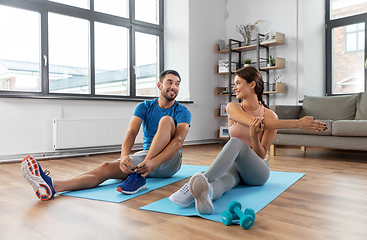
top-left (299, 95), bottom-right (357, 120)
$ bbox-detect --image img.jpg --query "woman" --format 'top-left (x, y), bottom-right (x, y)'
top-left (169, 66), bottom-right (327, 214)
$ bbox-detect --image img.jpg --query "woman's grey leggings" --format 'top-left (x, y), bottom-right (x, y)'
top-left (204, 137), bottom-right (270, 200)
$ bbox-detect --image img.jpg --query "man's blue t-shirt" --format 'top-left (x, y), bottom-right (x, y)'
top-left (133, 98), bottom-right (191, 150)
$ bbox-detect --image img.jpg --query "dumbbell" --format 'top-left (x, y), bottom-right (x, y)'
top-left (221, 211), bottom-right (239, 226)
top-left (222, 201), bottom-right (255, 229)
top-left (221, 208), bottom-right (255, 228)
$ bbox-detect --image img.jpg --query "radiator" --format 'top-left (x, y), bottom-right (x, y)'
top-left (53, 119), bottom-right (130, 150)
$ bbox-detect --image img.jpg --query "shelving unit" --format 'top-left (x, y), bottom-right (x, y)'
top-left (215, 32), bottom-right (286, 104)
top-left (215, 32), bottom-right (285, 54)
top-left (216, 108), bottom-right (227, 118)
top-left (216, 130), bottom-right (229, 140)
top-left (215, 32), bottom-right (286, 140)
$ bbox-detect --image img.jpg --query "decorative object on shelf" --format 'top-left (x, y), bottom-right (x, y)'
top-left (218, 60), bottom-right (237, 73)
top-left (220, 104), bottom-right (228, 116)
top-left (218, 39), bottom-right (227, 51)
top-left (244, 59), bottom-right (252, 67)
top-left (219, 126), bottom-right (230, 138)
top-left (267, 55), bottom-right (275, 67)
top-left (272, 75), bottom-right (281, 91)
top-left (236, 20), bottom-right (266, 46)
top-left (263, 31), bottom-right (273, 41)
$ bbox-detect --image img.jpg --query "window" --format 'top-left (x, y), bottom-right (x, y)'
top-left (326, 0), bottom-right (367, 95)
top-left (49, 0), bottom-right (89, 10)
top-left (0, 5), bottom-right (41, 92)
top-left (0, 0), bottom-right (163, 100)
top-left (345, 23), bottom-right (365, 52)
top-left (94, 0), bottom-right (128, 18)
top-left (135, 32), bottom-right (159, 97)
top-left (94, 22), bottom-right (129, 96)
top-left (48, 13), bottom-right (89, 94)
top-left (135, 0), bottom-right (159, 25)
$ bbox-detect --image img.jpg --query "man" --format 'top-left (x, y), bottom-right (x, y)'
top-left (21, 70), bottom-right (191, 200)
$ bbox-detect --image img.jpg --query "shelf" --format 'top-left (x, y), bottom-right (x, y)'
top-left (260, 57), bottom-right (285, 71)
top-left (216, 108), bottom-right (228, 118)
top-left (216, 87), bottom-right (235, 96)
top-left (264, 82), bottom-right (286, 94)
top-left (216, 130), bottom-right (229, 140)
top-left (216, 32), bottom-right (285, 53)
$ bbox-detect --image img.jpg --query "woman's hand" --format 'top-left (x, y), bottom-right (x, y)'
top-left (249, 117), bottom-right (264, 139)
top-left (297, 116), bottom-right (327, 132)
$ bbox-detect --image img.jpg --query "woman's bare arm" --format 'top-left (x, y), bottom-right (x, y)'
top-left (227, 102), bottom-right (327, 132)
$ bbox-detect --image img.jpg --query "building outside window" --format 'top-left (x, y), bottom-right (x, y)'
top-left (326, 0), bottom-right (367, 94)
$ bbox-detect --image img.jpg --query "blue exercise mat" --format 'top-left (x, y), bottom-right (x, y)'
top-left (140, 171), bottom-right (305, 223)
top-left (59, 164), bottom-right (208, 203)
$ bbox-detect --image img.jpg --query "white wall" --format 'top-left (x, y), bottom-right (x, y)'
top-left (300, 0), bottom-right (326, 97)
top-left (0, 0), bottom-right (325, 158)
top-left (165, 0), bottom-right (227, 141)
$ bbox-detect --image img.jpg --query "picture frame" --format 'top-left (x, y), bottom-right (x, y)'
top-left (219, 126), bottom-right (230, 138)
top-left (218, 60), bottom-right (237, 73)
top-left (219, 104), bottom-right (228, 116)
top-left (263, 31), bottom-right (272, 41)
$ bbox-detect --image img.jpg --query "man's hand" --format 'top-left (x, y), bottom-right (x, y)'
top-left (137, 159), bottom-right (157, 177)
top-left (119, 155), bottom-right (136, 174)
top-left (297, 116), bottom-right (327, 132)
top-left (249, 117), bottom-right (264, 139)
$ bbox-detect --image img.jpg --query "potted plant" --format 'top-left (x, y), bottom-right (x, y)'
top-left (244, 59), bottom-right (252, 67)
top-left (268, 55), bottom-right (275, 67)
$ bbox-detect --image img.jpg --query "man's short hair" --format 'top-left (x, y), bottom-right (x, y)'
top-left (159, 70), bottom-right (181, 82)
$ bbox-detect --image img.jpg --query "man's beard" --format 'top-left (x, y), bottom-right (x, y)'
top-left (161, 89), bottom-right (177, 101)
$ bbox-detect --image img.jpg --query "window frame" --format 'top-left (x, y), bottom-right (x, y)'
top-left (325, 0), bottom-right (367, 95)
top-left (0, 0), bottom-right (164, 101)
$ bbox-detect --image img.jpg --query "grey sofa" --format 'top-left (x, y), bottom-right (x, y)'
top-left (270, 92), bottom-right (367, 154)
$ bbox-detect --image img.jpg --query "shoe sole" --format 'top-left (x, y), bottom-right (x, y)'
top-left (21, 156), bottom-right (53, 201)
top-left (189, 173), bottom-right (214, 215)
top-left (116, 184), bottom-right (146, 195)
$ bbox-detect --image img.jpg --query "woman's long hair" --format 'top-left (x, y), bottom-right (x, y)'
top-left (235, 66), bottom-right (269, 109)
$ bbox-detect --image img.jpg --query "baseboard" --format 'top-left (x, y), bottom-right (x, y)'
top-left (0, 138), bottom-right (221, 163)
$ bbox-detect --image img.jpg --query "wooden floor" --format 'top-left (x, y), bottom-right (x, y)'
top-left (1, 144), bottom-right (367, 240)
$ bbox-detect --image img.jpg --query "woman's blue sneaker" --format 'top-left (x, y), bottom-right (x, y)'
top-left (116, 168), bottom-right (146, 194)
top-left (21, 155), bottom-right (56, 201)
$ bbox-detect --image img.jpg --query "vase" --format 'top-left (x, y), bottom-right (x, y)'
top-left (243, 32), bottom-right (252, 46)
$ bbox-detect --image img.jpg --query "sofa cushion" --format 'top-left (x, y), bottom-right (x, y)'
top-left (270, 105), bottom-right (302, 119)
top-left (355, 92), bottom-right (367, 120)
top-left (276, 120), bottom-right (332, 136)
top-left (332, 120), bottom-right (367, 137)
top-left (299, 95), bottom-right (358, 120)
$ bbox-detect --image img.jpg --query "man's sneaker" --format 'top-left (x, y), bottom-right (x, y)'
top-left (169, 182), bottom-right (194, 207)
top-left (21, 155), bottom-right (56, 201)
top-left (116, 168), bottom-right (146, 194)
top-left (189, 172), bottom-right (214, 215)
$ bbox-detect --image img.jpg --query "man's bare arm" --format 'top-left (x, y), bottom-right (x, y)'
top-left (119, 116), bottom-right (142, 174)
